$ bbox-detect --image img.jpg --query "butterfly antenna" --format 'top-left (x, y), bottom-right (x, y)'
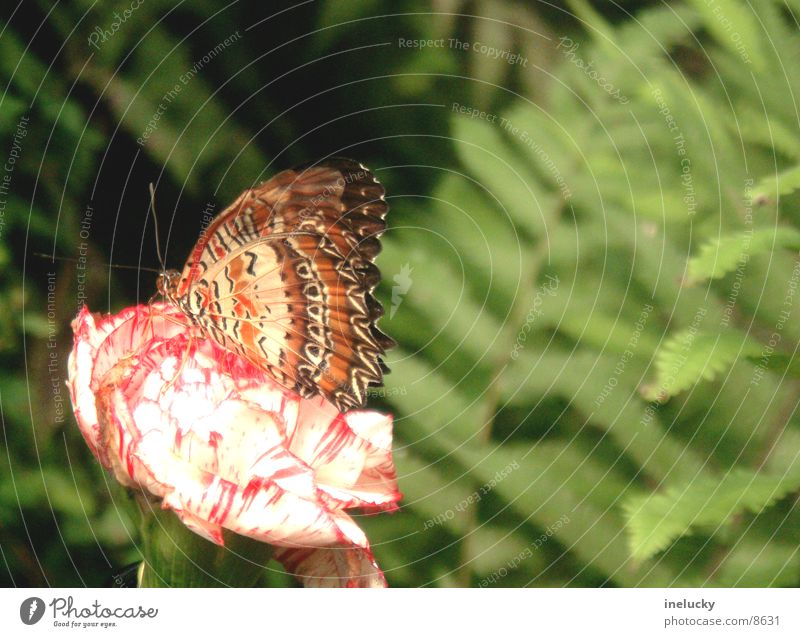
top-left (32, 252), bottom-right (162, 273)
top-left (149, 183), bottom-right (167, 272)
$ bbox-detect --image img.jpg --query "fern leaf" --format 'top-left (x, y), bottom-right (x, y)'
top-left (642, 329), bottom-right (763, 402)
top-left (734, 109), bottom-right (800, 162)
top-left (686, 0), bottom-right (766, 71)
top-left (687, 227), bottom-right (800, 285)
top-left (452, 114), bottom-right (555, 238)
top-left (754, 164), bottom-right (800, 202)
top-left (623, 465), bottom-right (800, 562)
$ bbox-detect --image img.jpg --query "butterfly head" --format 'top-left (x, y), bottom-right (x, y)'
top-left (156, 269), bottom-right (181, 298)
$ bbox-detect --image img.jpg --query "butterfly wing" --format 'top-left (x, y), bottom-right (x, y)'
top-left (172, 158), bottom-right (394, 411)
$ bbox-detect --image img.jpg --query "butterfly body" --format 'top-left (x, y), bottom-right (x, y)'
top-left (159, 159), bottom-right (394, 411)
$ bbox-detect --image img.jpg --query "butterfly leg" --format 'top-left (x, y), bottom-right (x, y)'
top-left (117, 303), bottom-right (160, 365)
top-left (159, 325), bottom-right (196, 397)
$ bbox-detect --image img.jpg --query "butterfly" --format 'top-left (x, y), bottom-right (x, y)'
top-left (156, 158), bottom-right (394, 412)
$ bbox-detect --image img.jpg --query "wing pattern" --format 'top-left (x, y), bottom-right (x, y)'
top-left (162, 158), bottom-right (394, 411)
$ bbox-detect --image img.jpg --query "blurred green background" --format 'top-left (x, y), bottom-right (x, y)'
top-left (2, 0), bottom-right (800, 587)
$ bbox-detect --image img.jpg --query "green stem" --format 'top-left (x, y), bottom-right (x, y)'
top-left (137, 501), bottom-right (274, 587)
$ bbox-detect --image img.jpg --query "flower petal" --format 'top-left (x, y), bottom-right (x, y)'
top-left (273, 544), bottom-right (387, 588)
top-left (292, 401), bottom-right (401, 510)
top-left (67, 303), bottom-right (401, 587)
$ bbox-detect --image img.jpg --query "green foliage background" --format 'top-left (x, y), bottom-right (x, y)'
top-left (2, 0), bottom-right (800, 587)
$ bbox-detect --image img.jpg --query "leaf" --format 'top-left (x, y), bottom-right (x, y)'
top-left (734, 109), bottom-right (800, 162)
top-left (754, 164), bottom-right (800, 202)
top-left (686, 227), bottom-right (800, 285)
top-left (0, 95), bottom-right (26, 134)
top-left (504, 347), bottom-right (710, 484)
top-left (424, 175), bottom-right (524, 318)
top-left (716, 538), bottom-right (800, 587)
top-left (642, 329), bottom-right (763, 402)
top-left (313, 0), bottom-right (391, 52)
top-left (616, 3), bottom-right (702, 55)
top-left (623, 464), bottom-right (800, 561)
top-left (380, 347), bottom-right (486, 443)
top-left (686, 0), bottom-right (766, 71)
top-left (379, 236), bottom-right (507, 367)
top-left (756, 354), bottom-right (800, 381)
top-left (452, 113), bottom-right (558, 238)
top-left (453, 442), bottom-right (676, 585)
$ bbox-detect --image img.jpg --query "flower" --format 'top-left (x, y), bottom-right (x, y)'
top-left (67, 303), bottom-right (401, 587)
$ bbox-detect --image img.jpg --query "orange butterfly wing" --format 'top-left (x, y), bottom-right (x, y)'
top-left (166, 158), bottom-right (393, 411)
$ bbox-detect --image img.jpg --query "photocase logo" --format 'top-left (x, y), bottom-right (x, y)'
top-left (20, 597), bottom-right (45, 625)
top-left (390, 263), bottom-right (413, 318)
